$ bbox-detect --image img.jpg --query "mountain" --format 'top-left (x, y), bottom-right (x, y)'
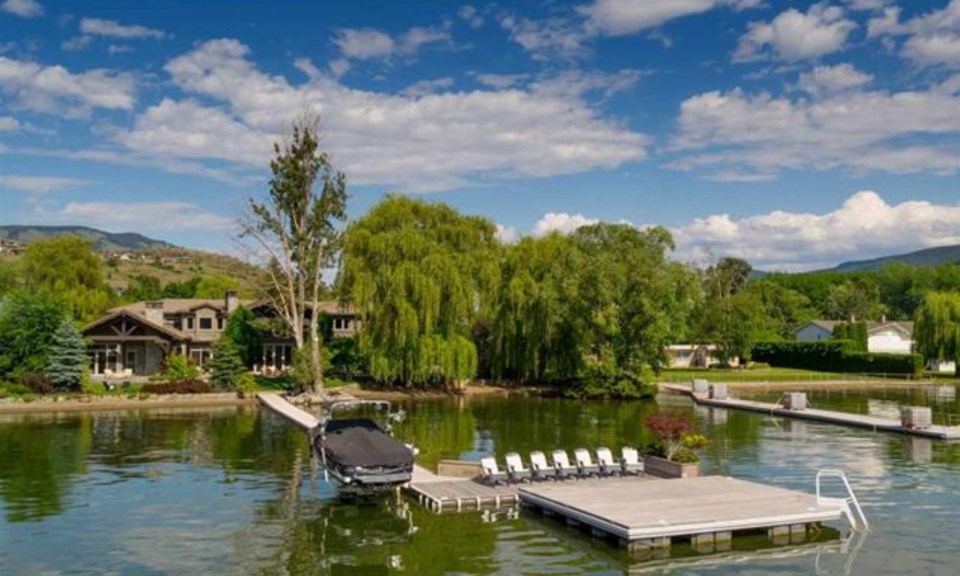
top-left (829, 244), bottom-right (960, 273)
top-left (0, 225), bottom-right (175, 252)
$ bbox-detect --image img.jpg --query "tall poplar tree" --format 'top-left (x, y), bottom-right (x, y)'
top-left (240, 112), bottom-right (347, 395)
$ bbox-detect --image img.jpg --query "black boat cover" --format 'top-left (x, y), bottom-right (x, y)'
top-left (320, 419), bottom-right (414, 469)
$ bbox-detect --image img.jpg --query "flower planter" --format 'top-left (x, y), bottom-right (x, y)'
top-left (644, 455), bottom-right (700, 479)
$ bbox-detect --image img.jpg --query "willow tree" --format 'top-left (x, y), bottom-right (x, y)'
top-left (21, 236), bottom-right (113, 322)
top-left (338, 196), bottom-right (499, 387)
top-left (914, 292), bottom-right (960, 376)
top-left (240, 113), bottom-right (347, 394)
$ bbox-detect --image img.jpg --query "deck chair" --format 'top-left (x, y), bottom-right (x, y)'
top-left (574, 448), bottom-right (602, 478)
top-left (505, 452), bottom-right (532, 483)
top-left (480, 456), bottom-right (508, 486)
top-left (621, 447), bottom-right (644, 476)
top-left (595, 447), bottom-right (621, 477)
top-left (551, 450), bottom-right (579, 480)
top-left (529, 451), bottom-right (554, 481)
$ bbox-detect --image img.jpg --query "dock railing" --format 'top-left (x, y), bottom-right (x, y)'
top-left (816, 469), bottom-right (869, 533)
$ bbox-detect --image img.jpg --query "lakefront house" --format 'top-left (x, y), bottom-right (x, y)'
top-left (82, 291), bottom-right (359, 378)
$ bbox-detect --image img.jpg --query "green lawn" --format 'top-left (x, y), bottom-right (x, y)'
top-left (659, 367), bottom-right (864, 383)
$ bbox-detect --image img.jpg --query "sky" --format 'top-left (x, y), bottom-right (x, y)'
top-left (1, 0), bottom-right (959, 271)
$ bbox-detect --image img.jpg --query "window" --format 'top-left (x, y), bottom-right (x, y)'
top-left (186, 317), bottom-right (194, 330)
top-left (217, 317), bottom-right (224, 330)
top-left (199, 317), bottom-right (213, 330)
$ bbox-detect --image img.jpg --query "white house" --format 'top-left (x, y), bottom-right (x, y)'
top-left (793, 320), bottom-right (914, 354)
top-left (665, 344), bottom-right (738, 368)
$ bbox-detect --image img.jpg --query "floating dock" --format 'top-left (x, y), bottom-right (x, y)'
top-left (256, 392), bottom-right (320, 431)
top-left (662, 384), bottom-right (960, 440)
top-left (406, 465), bottom-right (519, 512)
top-left (519, 476), bottom-right (852, 553)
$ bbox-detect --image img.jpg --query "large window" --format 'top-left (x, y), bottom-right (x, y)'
top-left (190, 348), bottom-right (211, 367)
top-left (199, 317), bottom-right (213, 330)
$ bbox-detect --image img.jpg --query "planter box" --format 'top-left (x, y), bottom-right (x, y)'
top-left (781, 392), bottom-right (807, 411)
top-left (644, 455), bottom-right (700, 479)
top-left (709, 383), bottom-right (728, 400)
top-left (901, 406), bottom-right (932, 430)
top-left (437, 459), bottom-right (484, 478)
top-left (691, 379), bottom-right (710, 395)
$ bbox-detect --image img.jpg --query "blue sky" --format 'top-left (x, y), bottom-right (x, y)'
top-left (1, 0), bottom-right (959, 270)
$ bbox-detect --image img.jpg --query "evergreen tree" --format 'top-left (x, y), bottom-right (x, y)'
top-left (209, 337), bottom-right (247, 390)
top-left (45, 319), bottom-right (87, 391)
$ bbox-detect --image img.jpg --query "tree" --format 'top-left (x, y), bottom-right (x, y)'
top-left (240, 112), bottom-right (348, 395)
top-left (914, 292), bottom-right (960, 376)
top-left (44, 319), bottom-right (87, 391)
top-left (123, 274), bottom-right (163, 302)
top-left (339, 196), bottom-right (499, 387)
top-left (195, 275), bottom-right (241, 298)
top-left (825, 279), bottom-right (885, 321)
top-left (223, 306), bottom-right (263, 367)
top-left (0, 261), bottom-right (19, 296)
top-left (209, 337), bottom-right (247, 390)
top-left (0, 291), bottom-right (69, 377)
top-left (20, 236), bottom-right (114, 322)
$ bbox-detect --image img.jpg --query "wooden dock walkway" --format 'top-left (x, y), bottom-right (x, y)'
top-left (256, 392), bottom-right (320, 431)
top-left (406, 465), bottom-right (519, 512)
top-left (519, 476), bottom-right (849, 552)
top-left (662, 384), bottom-right (960, 440)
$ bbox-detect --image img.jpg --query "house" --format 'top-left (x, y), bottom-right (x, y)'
top-left (82, 291), bottom-right (359, 378)
top-left (793, 319), bottom-right (914, 354)
top-left (665, 344), bottom-right (730, 368)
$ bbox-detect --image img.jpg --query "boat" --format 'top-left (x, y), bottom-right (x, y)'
top-left (312, 399), bottom-right (415, 494)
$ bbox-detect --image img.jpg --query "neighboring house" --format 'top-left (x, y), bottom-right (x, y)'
top-left (82, 291), bottom-right (359, 378)
top-left (792, 319), bottom-right (914, 354)
top-left (665, 344), bottom-right (729, 368)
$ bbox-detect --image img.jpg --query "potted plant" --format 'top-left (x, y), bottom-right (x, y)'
top-left (642, 411), bottom-right (709, 478)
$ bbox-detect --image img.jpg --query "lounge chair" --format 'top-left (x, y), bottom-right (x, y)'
top-left (505, 452), bottom-right (532, 483)
top-left (551, 449), bottom-right (579, 480)
top-left (530, 451), bottom-right (554, 481)
top-left (480, 456), bottom-right (509, 486)
top-left (621, 447), bottom-right (644, 476)
top-left (595, 447), bottom-right (621, 477)
top-left (574, 448), bottom-right (602, 478)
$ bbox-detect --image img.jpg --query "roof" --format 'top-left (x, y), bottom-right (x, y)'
top-left (796, 320), bottom-right (915, 336)
top-left (83, 309), bottom-right (189, 340)
top-left (109, 298), bottom-right (256, 316)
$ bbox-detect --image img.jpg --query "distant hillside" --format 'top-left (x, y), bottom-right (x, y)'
top-left (829, 244), bottom-right (960, 272)
top-left (0, 225), bottom-right (175, 252)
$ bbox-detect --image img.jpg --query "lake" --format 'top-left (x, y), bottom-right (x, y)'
top-left (2, 391), bottom-right (959, 575)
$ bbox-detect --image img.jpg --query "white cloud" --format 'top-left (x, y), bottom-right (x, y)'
top-left (0, 175), bottom-right (86, 192)
top-left (499, 14), bottom-right (587, 60)
top-left (582, 0), bottom-right (761, 36)
top-left (332, 25), bottom-right (449, 63)
top-left (534, 212), bottom-right (600, 235)
top-left (79, 18), bottom-right (165, 40)
top-left (61, 35), bottom-right (92, 52)
top-left (496, 223), bottom-right (518, 244)
top-left (116, 39), bottom-right (646, 192)
top-left (458, 5), bottom-right (484, 28)
top-left (669, 76), bottom-right (960, 177)
top-left (903, 32), bottom-right (960, 68)
top-left (1, 0), bottom-right (42, 18)
top-left (704, 170), bottom-right (776, 183)
top-left (0, 115), bottom-right (20, 131)
top-left (867, 1), bottom-right (960, 68)
top-left (843, 0), bottom-right (890, 11)
top-left (797, 63), bottom-right (873, 95)
top-left (471, 73), bottom-right (529, 89)
top-left (0, 56), bottom-right (135, 114)
top-left (401, 77), bottom-right (454, 97)
top-left (674, 191), bottom-right (960, 270)
top-left (735, 4), bottom-right (857, 61)
top-left (55, 201), bottom-right (235, 231)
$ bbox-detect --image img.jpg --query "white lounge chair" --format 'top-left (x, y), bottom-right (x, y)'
top-left (621, 447), bottom-right (644, 476)
top-left (505, 452), bottom-right (532, 483)
top-left (595, 447), bottom-right (621, 477)
top-left (574, 448), bottom-right (601, 478)
top-left (551, 449), bottom-right (578, 480)
top-left (530, 451), bottom-right (553, 481)
top-left (480, 456), bottom-right (508, 486)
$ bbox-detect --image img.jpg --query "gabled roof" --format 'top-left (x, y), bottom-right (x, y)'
top-left (109, 298), bottom-right (256, 316)
top-left (83, 309), bottom-right (188, 340)
top-left (794, 320), bottom-right (915, 336)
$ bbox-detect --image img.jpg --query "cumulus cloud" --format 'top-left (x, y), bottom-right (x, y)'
top-left (674, 191), bottom-right (960, 270)
top-left (0, 175), bottom-right (87, 192)
top-left (55, 201), bottom-right (235, 231)
top-left (534, 212), bottom-right (600, 235)
top-left (458, 5), bottom-right (484, 28)
top-left (496, 224), bottom-right (518, 244)
top-left (0, 115), bottom-right (20, 131)
top-left (1, 0), bottom-right (42, 18)
top-left (0, 56), bottom-right (135, 114)
top-left (735, 4), bottom-right (857, 61)
top-left (79, 18), bottom-right (166, 39)
top-left (499, 14), bottom-right (587, 60)
top-left (868, 1), bottom-right (960, 68)
top-left (582, 0), bottom-right (761, 36)
top-left (797, 63), bottom-right (873, 95)
top-left (332, 25), bottom-right (450, 63)
top-left (669, 75), bottom-right (960, 178)
top-left (116, 39), bottom-right (646, 192)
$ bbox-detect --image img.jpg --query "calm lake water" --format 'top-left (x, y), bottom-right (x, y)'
top-left (2, 391), bottom-right (960, 575)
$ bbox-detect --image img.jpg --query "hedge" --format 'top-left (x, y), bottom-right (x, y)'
top-left (751, 340), bottom-right (922, 376)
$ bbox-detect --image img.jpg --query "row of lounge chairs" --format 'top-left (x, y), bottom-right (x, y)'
top-left (480, 447), bottom-right (644, 485)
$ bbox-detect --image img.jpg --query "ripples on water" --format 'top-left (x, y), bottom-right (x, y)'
top-left (1, 392), bottom-right (959, 575)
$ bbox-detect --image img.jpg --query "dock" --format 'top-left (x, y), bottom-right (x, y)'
top-left (256, 392), bottom-right (320, 431)
top-left (662, 383), bottom-right (960, 440)
top-left (406, 465), bottom-right (519, 512)
top-left (519, 476), bottom-right (852, 552)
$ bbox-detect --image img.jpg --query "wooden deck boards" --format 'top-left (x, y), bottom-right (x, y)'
top-left (256, 393), bottom-right (320, 431)
top-left (661, 384), bottom-right (960, 440)
top-left (519, 476), bottom-right (844, 542)
top-left (407, 464), bottom-right (518, 511)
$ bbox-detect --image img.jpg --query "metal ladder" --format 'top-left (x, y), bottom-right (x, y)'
top-left (816, 469), bottom-right (869, 532)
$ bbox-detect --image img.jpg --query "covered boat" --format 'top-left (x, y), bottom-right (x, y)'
top-left (313, 400), bottom-right (415, 493)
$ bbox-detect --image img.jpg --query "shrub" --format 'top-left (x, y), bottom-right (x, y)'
top-left (747, 362), bottom-right (771, 370)
top-left (234, 372), bottom-right (257, 397)
top-left (15, 373), bottom-right (53, 395)
top-left (163, 354), bottom-right (200, 381)
top-left (751, 340), bottom-right (922, 376)
top-left (140, 380), bottom-right (212, 394)
top-left (0, 381), bottom-right (33, 398)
